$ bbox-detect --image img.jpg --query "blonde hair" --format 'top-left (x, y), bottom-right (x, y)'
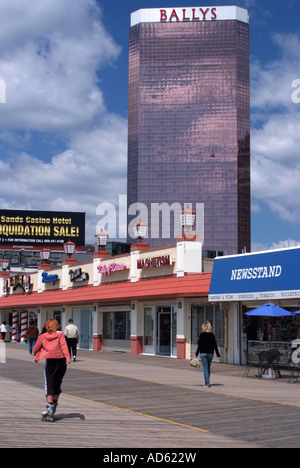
top-left (202, 321), bottom-right (212, 333)
top-left (45, 319), bottom-right (59, 334)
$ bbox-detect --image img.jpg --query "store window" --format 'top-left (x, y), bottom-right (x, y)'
top-left (191, 305), bottom-right (225, 361)
top-left (46, 310), bottom-right (62, 326)
top-left (103, 311), bottom-right (131, 352)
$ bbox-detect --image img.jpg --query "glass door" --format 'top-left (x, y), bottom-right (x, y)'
top-left (72, 309), bottom-right (92, 350)
top-left (157, 307), bottom-right (171, 356)
top-left (80, 309), bottom-right (92, 349)
top-left (144, 305), bottom-right (177, 357)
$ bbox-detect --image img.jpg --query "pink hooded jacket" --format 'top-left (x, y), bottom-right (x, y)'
top-left (33, 331), bottom-right (70, 363)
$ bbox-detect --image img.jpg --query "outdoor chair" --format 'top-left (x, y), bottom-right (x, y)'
top-left (259, 351), bottom-right (280, 378)
top-left (243, 350), bottom-right (260, 378)
top-left (269, 349), bottom-right (282, 378)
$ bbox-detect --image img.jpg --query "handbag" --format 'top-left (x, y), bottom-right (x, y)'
top-left (190, 357), bottom-right (201, 368)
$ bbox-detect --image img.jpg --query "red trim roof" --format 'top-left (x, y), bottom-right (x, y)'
top-left (0, 273), bottom-right (211, 308)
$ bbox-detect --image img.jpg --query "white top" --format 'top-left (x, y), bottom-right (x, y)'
top-left (64, 323), bottom-right (79, 339)
top-left (131, 6), bottom-right (249, 27)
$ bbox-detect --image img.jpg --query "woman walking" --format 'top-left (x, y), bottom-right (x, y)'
top-left (0, 321), bottom-right (7, 341)
top-left (33, 319), bottom-right (70, 421)
top-left (194, 321), bottom-right (220, 388)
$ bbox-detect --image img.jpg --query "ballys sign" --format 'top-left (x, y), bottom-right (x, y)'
top-left (130, 7), bottom-right (249, 27)
top-left (160, 7), bottom-right (217, 22)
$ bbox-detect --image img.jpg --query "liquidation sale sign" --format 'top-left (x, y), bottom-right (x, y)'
top-left (0, 210), bottom-right (85, 246)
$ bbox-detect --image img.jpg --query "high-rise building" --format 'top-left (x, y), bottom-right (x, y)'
top-left (127, 6), bottom-right (250, 254)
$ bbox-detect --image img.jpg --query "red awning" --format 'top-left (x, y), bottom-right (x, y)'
top-left (0, 273), bottom-right (211, 309)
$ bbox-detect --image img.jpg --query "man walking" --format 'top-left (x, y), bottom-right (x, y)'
top-left (64, 319), bottom-right (79, 362)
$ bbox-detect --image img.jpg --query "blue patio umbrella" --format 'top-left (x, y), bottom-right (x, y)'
top-left (245, 303), bottom-right (294, 317)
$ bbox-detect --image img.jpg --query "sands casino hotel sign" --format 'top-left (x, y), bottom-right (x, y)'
top-left (0, 209), bottom-right (85, 246)
top-left (130, 6), bottom-right (249, 26)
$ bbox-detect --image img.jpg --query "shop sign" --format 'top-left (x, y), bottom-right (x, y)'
top-left (137, 255), bottom-right (172, 269)
top-left (10, 275), bottom-right (31, 293)
top-left (42, 272), bottom-right (59, 285)
top-left (209, 247), bottom-right (300, 302)
top-left (69, 268), bottom-right (89, 282)
top-left (131, 6), bottom-right (249, 27)
top-left (98, 262), bottom-right (127, 276)
top-left (160, 7), bottom-right (217, 22)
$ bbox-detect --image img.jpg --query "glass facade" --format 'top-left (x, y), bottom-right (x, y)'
top-left (127, 16), bottom-right (250, 254)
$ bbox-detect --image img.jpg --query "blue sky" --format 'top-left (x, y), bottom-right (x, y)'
top-left (0, 0), bottom-right (299, 250)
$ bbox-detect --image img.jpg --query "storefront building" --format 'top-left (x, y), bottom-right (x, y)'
top-left (209, 246), bottom-right (300, 365)
top-left (0, 240), bottom-right (220, 360)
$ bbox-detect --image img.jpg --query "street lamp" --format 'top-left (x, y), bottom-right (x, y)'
top-left (64, 240), bottom-right (76, 257)
top-left (180, 206), bottom-right (196, 230)
top-left (0, 258), bottom-right (10, 278)
top-left (133, 220), bottom-right (148, 240)
top-left (94, 230), bottom-right (110, 259)
top-left (63, 240), bottom-right (77, 265)
top-left (38, 248), bottom-right (52, 270)
top-left (178, 206), bottom-right (198, 241)
top-left (131, 220), bottom-right (150, 252)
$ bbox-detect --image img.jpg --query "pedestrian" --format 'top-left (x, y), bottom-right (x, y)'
top-left (64, 318), bottom-right (79, 362)
top-left (194, 321), bottom-right (220, 388)
top-left (0, 321), bottom-right (7, 341)
top-left (25, 320), bottom-right (39, 355)
top-left (33, 319), bottom-right (70, 421)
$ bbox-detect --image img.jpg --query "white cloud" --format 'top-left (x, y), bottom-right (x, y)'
top-left (0, 0), bottom-right (121, 131)
top-left (251, 32), bottom-right (300, 225)
top-left (251, 33), bottom-right (300, 110)
top-left (0, 114), bottom-right (128, 242)
top-left (252, 239), bottom-right (300, 253)
top-left (0, 0), bottom-right (128, 243)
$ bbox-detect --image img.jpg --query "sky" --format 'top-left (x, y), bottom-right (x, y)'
top-left (0, 0), bottom-right (300, 251)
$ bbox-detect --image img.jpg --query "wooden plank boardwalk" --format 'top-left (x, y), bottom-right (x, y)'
top-left (1, 344), bottom-right (300, 449)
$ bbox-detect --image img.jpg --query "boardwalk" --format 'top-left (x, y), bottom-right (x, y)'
top-left (0, 343), bottom-right (300, 449)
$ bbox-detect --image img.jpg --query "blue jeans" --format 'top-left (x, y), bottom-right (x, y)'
top-left (28, 338), bottom-right (37, 355)
top-left (200, 353), bottom-right (213, 387)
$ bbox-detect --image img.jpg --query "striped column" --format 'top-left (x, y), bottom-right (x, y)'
top-left (20, 311), bottom-right (28, 343)
top-left (11, 311), bottom-right (19, 343)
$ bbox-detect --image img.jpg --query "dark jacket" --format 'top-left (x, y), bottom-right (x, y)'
top-left (26, 324), bottom-right (39, 339)
top-left (195, 332), bottom-right (220, 357)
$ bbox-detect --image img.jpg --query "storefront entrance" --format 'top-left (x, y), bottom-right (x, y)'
top-left (157, 309), bottom-right (171, 356)
top-left (144, 306), bottom-right (177, 357)
top-left (72, 309), bottom-right (92, 350)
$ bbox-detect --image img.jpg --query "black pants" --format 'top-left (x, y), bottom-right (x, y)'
top-left (44, 359), bottom-right (67, 396)
top-left (66, 337), bottom-right (77, 358)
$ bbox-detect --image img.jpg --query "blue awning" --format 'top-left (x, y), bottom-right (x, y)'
top-left (209, 247), bottom-right (300, 302)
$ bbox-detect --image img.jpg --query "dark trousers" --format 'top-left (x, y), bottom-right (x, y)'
top-left (66, 337), bottom-right (77, 358)
top-left (44, 359), bottom-right (67, 396)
